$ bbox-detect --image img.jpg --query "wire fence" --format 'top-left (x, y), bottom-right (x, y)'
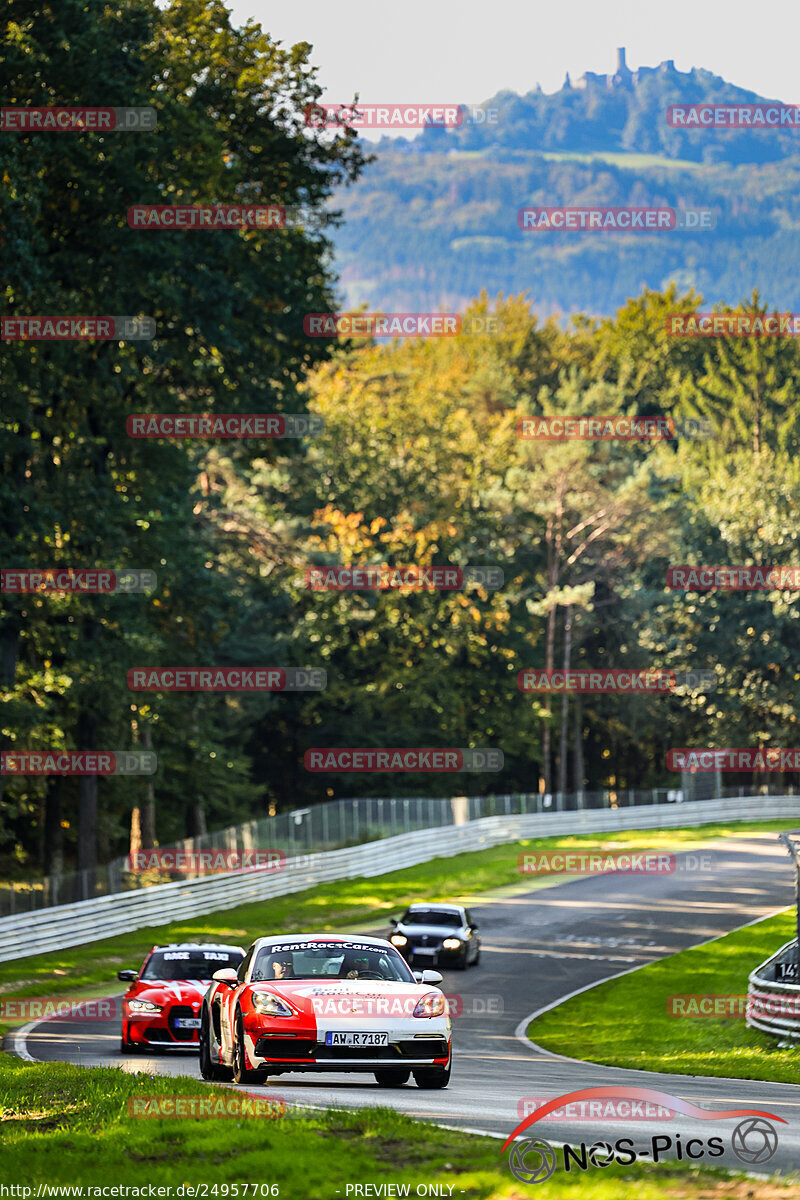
top-left (0, 781), bottom-right (791, 916)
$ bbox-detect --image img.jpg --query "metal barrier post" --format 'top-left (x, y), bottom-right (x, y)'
top-left (779, 832), bottom-right (800, 976)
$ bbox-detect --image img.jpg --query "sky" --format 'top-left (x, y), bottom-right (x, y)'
top-left (227, 0), bottom-right (798, 138)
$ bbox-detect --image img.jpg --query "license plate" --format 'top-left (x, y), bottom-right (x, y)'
top-left (325, 1031), bottom-right (388, 1047)
top-left (175, 1018), bottom-right (201, 1029)
top-left (413, 948), bottom-right (436, 956)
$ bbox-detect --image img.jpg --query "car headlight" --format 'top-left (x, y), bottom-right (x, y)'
top-left (413, 991), bottom-right (446, 1018)
top-left (251, 991), bottom-right (294, 1018)
top-left (390, 934), bottom-right (408, 947)
top-left (127, 999), bottom-right (162, 1013)
top-left (442, 938), bottom-right (462, 950)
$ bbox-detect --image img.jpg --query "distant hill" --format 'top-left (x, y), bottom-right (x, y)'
top-left (392, 49), bottom-right (800, 165)
top-left (329, 51), bottom-right (800, 317)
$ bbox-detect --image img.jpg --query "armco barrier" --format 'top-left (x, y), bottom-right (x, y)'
top-left (0, 795), bottom-right (795, 963)
top-left (747, 939), bottom-right (800, 1040)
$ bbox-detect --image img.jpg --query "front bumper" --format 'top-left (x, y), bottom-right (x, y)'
top-left (245, 1021), bottom-right (450, 1073)
top-left (125, 1005), bottom-right (202, 1045)
top-left (397, 943), bottom-right (465, 966)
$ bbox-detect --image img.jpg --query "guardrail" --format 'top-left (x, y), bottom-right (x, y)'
top-left (0, 794), bottom-right (796, 963)
top-left (4, 782), bottom-right (789, 916)
top-left (746, 939), bottom-right (800, 1040)
top-left (0, 786), bottom-right (692, 916)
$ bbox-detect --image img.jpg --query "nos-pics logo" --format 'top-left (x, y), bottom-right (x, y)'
top-left (503, 1087), bottom-right (783, 1183)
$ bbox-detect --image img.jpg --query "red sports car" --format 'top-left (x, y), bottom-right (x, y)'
top-left (199, 934), bottom-right (451, 1088)
top-left (118, 941), bottom-right (245, 1051)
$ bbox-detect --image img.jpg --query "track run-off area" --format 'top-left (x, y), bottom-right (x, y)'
top-left (13, 834), bottom-right (800, 1175)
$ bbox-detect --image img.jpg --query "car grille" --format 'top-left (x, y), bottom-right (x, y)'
top-left (167, 1005), bottom-right (197, 1042)
top-left (254, 1036), bottom-right (449, 1061)
top-left (316, 1044), bottom-right (402, 1060)
top-left (406, 935), bottom-right (442, 950)
top-left (254, 1037), bottom-right (316, 1058)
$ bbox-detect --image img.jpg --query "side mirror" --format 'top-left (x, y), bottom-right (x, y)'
top-left (212, 968), bottom-right (239, 986)
top-left (117, 969), bottom-right (138, 982)
top-left (389, 917), bottom-right (398, 927)
top-left (420, 970), bottom-right (443, 985)
top-left (470, 923), bottom-right (479, 931)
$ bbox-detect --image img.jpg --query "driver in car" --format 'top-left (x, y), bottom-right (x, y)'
top-left (340, 952), bottom-right (371, 979)
top-left (269, 954), bottom-right (294, 979)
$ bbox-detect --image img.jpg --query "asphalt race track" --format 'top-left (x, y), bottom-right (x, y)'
top-left (16, 833), bottom-right (800, 1176)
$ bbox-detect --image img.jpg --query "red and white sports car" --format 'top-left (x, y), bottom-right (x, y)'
top-left (200, 934), bottom-right (451, 1088)
top-left (118, 942), bottom-right (245, 1051)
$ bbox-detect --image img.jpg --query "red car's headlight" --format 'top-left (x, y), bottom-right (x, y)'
top-left (251, 991), bottom-right (294, 1018)
top-left (127, 999), bottom-right (162, 1013)
top-left (413, 991), bottom-right (446, 1018)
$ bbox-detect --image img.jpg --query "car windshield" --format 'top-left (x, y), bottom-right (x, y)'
top-left (402, 910), bottom-right (462, 927)
top-left (250, 941), bottom-right (415, 983)
top-left (141, 949), bottom-right (244, 981)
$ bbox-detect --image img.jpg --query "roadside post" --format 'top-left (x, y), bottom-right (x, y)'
top-left (778, 830), bottom-right (800, 977)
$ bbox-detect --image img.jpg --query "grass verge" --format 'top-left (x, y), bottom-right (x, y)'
top-left (528, 909), bottom-right (800, 1083)
top-left (0, 1057), bottom-right (792, 1198)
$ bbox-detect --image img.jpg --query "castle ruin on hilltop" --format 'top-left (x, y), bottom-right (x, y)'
top-left (566, 48), bottom-right (679, 90)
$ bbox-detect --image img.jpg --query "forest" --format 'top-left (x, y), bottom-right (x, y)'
top-left (3, 1), bottom-right (799, 881)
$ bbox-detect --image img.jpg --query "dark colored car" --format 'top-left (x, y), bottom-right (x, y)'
top-left (118, 941), bottom-right (245, 1051)
top-left (389, 903), bottom-right (480, 970)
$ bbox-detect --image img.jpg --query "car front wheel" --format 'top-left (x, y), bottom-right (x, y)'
top-left (413, 1050), bottom-right (452, 1089)
top-left (232, 1012), bottom-right (263, 1085)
